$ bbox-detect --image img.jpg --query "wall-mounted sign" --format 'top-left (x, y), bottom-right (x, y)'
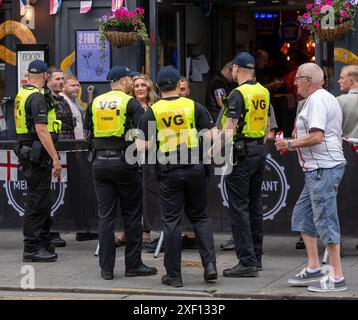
top-left (76, 30), bottom-right (110, 82)
top-left (16, 44), bottom-right (49, 90)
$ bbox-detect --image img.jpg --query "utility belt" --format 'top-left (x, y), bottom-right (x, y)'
top-left (95, 149), bottom-right (125, 160)
top-left (14, 140), bottom-right (52, 174)
top-left (233, 138), bottom-right (264, 160)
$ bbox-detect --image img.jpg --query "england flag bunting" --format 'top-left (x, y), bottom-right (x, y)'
top-left (49, 0), bottom-right (62, 15)
top-left (80, 0), bottom-right (92, 14)
top-left (112, 0), bottom-right (124, 12)
top-left (0, 150), bottom-right (18, 182)
top-left (0, 150), bottom-right (67, 183)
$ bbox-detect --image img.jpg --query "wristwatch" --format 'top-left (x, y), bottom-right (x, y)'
top-left (287, 140), bottom-right (293, 149)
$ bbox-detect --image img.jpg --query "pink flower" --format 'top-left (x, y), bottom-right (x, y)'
top-left (324, 0), bottom-right (333, 5)
top-left (345, 2), bottom-right (350, 8)
top-left (314, 21), bottom-right (320, 27)
top-left (314, 8), bottom-right (319, 14)
top-left (303, 12), bottom-right (311, 18)
top-left (320, 5), bottom-right (328, 12)
top-left (338, 17), bottom-right (343, 23)
top-left (306, 3), bottom-right (313, 9)
top-left (341, 10), bottom-right (347, 16)
top-left (133, 19), bottom-right (138, 25)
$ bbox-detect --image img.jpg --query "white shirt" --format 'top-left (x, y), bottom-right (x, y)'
top-left (61, 94), bottom-right (84, 140)
top-left (295, 89), bottom-right (346, 171)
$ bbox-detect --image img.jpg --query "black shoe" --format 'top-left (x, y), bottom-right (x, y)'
top-left (223, 263), bottom-right (259, 277)
top-left (49, 232), bottom-right (66, 247)
top-left (181, 234), bottom-right (198, 249)
top-left (23, 248), bottom-right (57, 262)
top-left (76, 232), bottom-right (99, 241)
top-left (220, 238), bottom-right (235, 250)
top-left (101, 270), bottom-right (114, 280)
top-left (41, 244), bottom-right (58, 259)
top-left (143, 237), bottom-right (164, 253)
top-left (161, 274), bottom-right (183, 288)
top-left (295, 238), bottom-right (305, 250)
top-left (125, 264), bottom-right (158, 277)
top-left (204, 262), bottom-right (218, 282)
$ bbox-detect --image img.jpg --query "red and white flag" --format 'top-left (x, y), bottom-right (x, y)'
top-left (0, 106), bottom-right (6, 132)
top-left (80, 0), bottom-right (92, 14)
top-left (0, 150), bottom-right (18, 182)
top-left (112, 0), bottom-right (124, 12)
top-left (49, 0), bottom-right (62, 15)
top-left (52, 152), bottom-right (68, 183)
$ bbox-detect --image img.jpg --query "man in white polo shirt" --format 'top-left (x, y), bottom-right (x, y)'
top-left (275, 63), bottom-right (347, 292)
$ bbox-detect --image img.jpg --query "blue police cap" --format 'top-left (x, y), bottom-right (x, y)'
top-left (28, 60), bottom-right (48, 74)
top-left (157, 66), bottom-right (181, 86)
top-left (232, 52), bottom-right (256, 69)
top-left (107, 66), bottom-right (138, 82)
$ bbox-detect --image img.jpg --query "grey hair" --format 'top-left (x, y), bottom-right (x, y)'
top-left (342, 65), bottom-right (358, 83)
top-left (298, 63), bottom-right (324, 84)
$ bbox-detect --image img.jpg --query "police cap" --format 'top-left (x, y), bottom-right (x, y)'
top-left (28, 60), bottom-right (48, 74)
top-left (232, 52), bottom-right (256, 69)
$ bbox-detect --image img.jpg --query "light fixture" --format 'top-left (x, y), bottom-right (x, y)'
top-left (24, 4), bottom-right (33, 24)
top-left (21, 0), bottom-right (35, 29)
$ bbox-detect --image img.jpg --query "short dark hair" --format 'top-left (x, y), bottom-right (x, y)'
top-left (157, 81), bottom-right (178, 93)
top-left (48, 66), bottom-right (63, 77)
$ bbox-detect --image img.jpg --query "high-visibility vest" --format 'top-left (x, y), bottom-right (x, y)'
top-left (221, 82), bottom-right (270, 140)
top-left (14, 86), bottom-right (61, 134)
top-left (92, 90), bottom-right (131, 138)
top-left (151, 97), bottom-right (198, 153)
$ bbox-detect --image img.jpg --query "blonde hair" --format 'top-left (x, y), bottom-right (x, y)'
top-left (64, 73), bottom-right (79, 83)
top-left (132, 74), bottom-right (158, 107)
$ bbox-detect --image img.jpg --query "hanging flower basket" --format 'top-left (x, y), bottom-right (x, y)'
top-left (104, 30), bottom-right (139, 48)
top-left (298, 1), bottom-right (357, 43)
top-left (97, 7), bottom-right (148, 51)
top-left (314, 20), bottom-right (352, 42)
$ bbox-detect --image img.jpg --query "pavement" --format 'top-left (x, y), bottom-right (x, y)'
top-left (1, 231), bottom-right (358, 300)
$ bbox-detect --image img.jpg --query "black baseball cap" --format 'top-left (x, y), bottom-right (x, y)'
top-left (28, 60), bottom-right (48, 74)
top-left (107, 66), bottom-right (139, 82)
top-left (157, 66), bottom-right (181, 86)
top-left (232, 52), bottom-right (256, 69)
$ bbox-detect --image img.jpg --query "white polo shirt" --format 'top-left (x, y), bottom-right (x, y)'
top-left (61, 93), bottom-right (84, 140)
top-left (295, 89), bottom-right (346, 171)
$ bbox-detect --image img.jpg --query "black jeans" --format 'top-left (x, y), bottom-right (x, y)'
top-left (93, 156), bottom-right (143, 273)
top-left (225, 144), bottom-right (266, 267)
top-left (158, 164), bottom-right (216, 278)
top-left (23, 162), bottom-right (52, 253)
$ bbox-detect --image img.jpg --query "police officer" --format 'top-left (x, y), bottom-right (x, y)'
top-left (211, 52), bottom-right (270, 277)
top-left (14, 60), bottom-right (62, 262)
top-left (84, 66), bottom-right (157, 280)
top-left (138, 66), bottom-right (217, 288)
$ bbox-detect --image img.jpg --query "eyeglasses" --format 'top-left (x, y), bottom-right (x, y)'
top-left (294, 75), bottom-right (312, 81)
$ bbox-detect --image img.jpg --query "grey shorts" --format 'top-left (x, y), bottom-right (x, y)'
top-left (291, 164), bottom-right (345, 245)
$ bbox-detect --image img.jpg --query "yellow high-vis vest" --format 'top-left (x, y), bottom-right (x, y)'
top-left (221, 82), bottom-right (270, 140)
top-left (14, 86), bottom-right (61, 134)
top-left (92, 90), bottom-right (131, 138)
top-left (151, 97), bottom-right (198, 153)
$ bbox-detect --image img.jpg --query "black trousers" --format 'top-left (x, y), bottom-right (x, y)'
top-left (225, 144), bottom-right (266, 267)
top-left (23, 162), bottom-right (52, 253)
top-left (93, 157), bottom-right (143, 273)
top-left (158, 164), bottom-right (216, 278)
